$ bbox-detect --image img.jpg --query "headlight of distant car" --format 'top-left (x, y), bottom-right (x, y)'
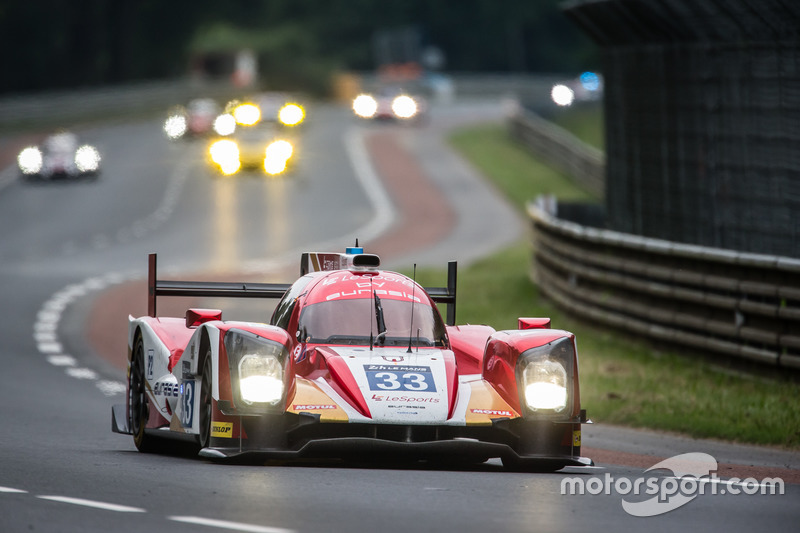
top-left (17, 146), bottom-right (43, 174)
top-left (264, 140), bottom-right (293, 175)
top-left (233, 103), bottom-right (261, 126)
top-left (75, 145), bottom-right (101, 172)
top-left (163, 115), bottom-right (187, 139)
top-left (551, 84), bottom-right (575, 107)
top-left (213, 113), bottom-right (236, 136)
top-left (392, 95), bottom-right (418, 119)
top-left (278, 103), bottom-right (304, 126)
top-left (224, 330), bottom-right (288, 406)
top-left (517, 337), bottom-right (573, 415)
top-left (209, 139), bottom-right (240, 175)
top-left (352, 94), bottom-right (377, 118)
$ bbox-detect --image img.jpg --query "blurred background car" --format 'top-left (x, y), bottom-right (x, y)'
top-left (208, 121), bottom-right (294, 176)
top-left (17, 131), bottom-right (101, 180)
top-left (352, 86), bottom-right (427, 122)
top-left (163, 98), bottom-right (221, 140)
top-left (254, 92), bottom-right (306, 127)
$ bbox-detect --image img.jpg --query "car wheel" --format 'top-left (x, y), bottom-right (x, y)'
top-left (130, 336), bottom-right (156, 452)
top-left (197, 351), bottom-right (213, 449)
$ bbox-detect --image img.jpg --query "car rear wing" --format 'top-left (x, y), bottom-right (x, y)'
top-left (147, 253), bottom-right (458, 325)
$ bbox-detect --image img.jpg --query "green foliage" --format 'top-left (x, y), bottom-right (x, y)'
top-left (0, 0), bottom-right (598, 95)
top-left (548, 103), bottom-right (605, 150)
top-left (448, 124), bottom-right (596, 209)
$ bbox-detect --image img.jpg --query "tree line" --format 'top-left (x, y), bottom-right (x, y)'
top-left (1, 0), bottom-right (597, 96)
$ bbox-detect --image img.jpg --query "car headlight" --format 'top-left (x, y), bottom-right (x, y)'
top-left (209, 139), bottom-right (240, 175)
top-left (233, 103), bottom-right (261, 126)
top-left (264, 140), bottom-right (292, 175)
top-left (18, 146), bottom-right (43, 174)
top-left (213, 113), bottom-right (236, 136)
top-left (352, 94), bottom-right (377, 118)
top-left (225, 330), bottom-right (288, 406)
top-left (164, 115), bottom-right (187, 139)
top-left (266, 140), bottom-right (293, 160)
top-left (278, 103), bottom-right (304, 126)
top-left (239, 354), bottom-right (283, 404)
top-left (517, 337), bottom-right (573, 415)
top-left (75, 145), bottom-right (101, 172)
top-left (392, 95), bottom-right (417, 119)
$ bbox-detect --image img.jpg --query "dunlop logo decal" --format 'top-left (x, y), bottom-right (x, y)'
top-left (211, 422), bottom-right (233, 438)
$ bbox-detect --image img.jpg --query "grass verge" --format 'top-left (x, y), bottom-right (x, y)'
top-left (437, 122), bottom-right (800, 449)
top-left (547, 103), bottom-right (605, 150)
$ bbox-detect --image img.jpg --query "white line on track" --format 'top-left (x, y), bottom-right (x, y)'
top-left (30, 155), bottom-right (194, 396)
top-left (33, 272), bottom-right (134, 396)
top-left (168, 515), bottom-right (295, 533)
top-left (0, 486), bottom-right (28, 493)
top-left (3, 488), bottom-right (295, 530)
top-left (37, 495), bottom-right (146, 513)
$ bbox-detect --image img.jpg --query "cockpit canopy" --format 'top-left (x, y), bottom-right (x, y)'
top-left (299, 297), bottom-right (446, 347)
top-left (272, 269), bottom-right (448, 348)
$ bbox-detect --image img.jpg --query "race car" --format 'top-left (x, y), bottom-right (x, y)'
top-left (352, 86), bottom-right (427, 122)
top-left (207, 122), bottom-right (295, 176)
top-left (112, 248), bottom-right (592, 471)
top-left (254, 92), bottom-right (306, 127)
top-left (17, 131), bottom-right (101, 180)
top-left (163, 98), bottom-right (222, 140)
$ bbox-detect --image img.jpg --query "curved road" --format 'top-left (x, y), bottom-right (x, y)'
top-left (0, 100), bottom-right (796, 532)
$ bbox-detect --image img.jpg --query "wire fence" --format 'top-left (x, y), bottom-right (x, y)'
top-left (509, 104), bottom-right (800, 369)
top-left (564, 0), bottom-right (800, 258)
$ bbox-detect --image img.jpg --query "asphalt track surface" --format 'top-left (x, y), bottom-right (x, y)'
top-left (0, 101), bottom-right (797, 532)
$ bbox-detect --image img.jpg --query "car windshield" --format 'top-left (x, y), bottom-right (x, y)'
top-left (234, 124), bottom-right (278, 143)
top-left (298, 297), bottom-right (447, 347)
top-left (44, 133), bottom-right (77, 154)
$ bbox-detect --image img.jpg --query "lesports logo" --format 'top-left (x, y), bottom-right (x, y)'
top-left (561, 452), bottom-right (784, 517)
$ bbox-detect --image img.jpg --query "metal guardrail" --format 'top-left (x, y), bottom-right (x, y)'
top-left (528, 197), bottom-right (800, 369)
top-left (508, 109), bottom-right (605, 199)
top-left (509, 110), bottom-right (800, 368)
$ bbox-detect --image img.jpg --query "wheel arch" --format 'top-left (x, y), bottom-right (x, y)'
top-left (196, 324), bottom-right (222, 401)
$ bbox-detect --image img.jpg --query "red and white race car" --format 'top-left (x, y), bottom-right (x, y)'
top-left (112, 247), bottom-right (592, 470)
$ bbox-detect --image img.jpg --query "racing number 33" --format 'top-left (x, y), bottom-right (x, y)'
top-left (365, 365), bottom-right (436, 392)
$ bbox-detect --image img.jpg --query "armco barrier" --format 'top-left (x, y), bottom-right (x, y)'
top-left (508, 109), bottom-right (604, 199)
top-left (528, 196), bottom-right (800, 369)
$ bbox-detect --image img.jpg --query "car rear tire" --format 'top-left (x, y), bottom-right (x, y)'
top-left (197, 351), bottom-right (213, 449)
top-left (130, 336), bottom-right (157, 453)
